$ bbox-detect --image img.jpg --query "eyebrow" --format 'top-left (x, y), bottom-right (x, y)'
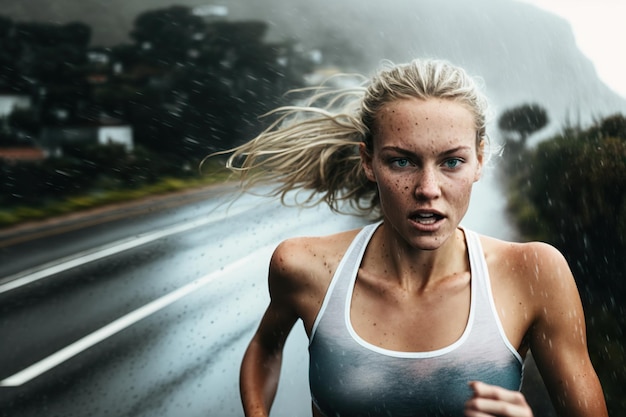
top-left (380, 145), bottom-right (473, 157)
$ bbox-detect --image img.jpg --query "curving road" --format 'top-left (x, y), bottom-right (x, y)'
top-left (0, 186), bottom-right (365, 417)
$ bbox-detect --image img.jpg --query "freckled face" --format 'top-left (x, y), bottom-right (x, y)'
top-left (361, 98), bottom-right (483, 250)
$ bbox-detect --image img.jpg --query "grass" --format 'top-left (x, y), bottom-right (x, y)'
top-left (0, 171), bottom-right (233, 230)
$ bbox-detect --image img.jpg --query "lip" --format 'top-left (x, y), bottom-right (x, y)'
top-left (408, 209), bottom-right (446, 232)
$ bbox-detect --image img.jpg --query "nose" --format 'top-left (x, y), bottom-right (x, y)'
top-left (414, 166), bottom-right (441, 200)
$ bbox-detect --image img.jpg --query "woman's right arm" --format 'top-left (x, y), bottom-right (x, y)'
top-left (239, 241), bottom-right (303, 417)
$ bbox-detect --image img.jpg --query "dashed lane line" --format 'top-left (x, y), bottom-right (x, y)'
top-left (0, 243), bottom-right (275, 387)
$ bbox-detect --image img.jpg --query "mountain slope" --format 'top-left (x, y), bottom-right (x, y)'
top-left (226, 0), bottom-right (626, 129)
top-left (1, 0), bottom-right (624, 130)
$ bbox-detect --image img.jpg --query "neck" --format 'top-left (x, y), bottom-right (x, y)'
top-left (372, 224), bottom-right (468, 292)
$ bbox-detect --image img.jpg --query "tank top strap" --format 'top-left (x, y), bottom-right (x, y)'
top-left (464, 227), bottom-right (491, 312)
top-left (309, 222), bottom-right (381, 342)
top-left (463, 227), bottom-right (524, 365)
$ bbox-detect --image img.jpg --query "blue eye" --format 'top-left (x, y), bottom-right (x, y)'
top-left (444, 158), bottom-right (462, 169)
top-left (392, 158), bottom-right (411, 168)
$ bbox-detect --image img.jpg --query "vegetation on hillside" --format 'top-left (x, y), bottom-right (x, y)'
top-left (499, 108), bottom-right (626, 415)
top-left (0, 6), bottom-right (318, 225)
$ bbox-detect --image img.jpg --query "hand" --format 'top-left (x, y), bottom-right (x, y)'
top-left (464, 381), bottom-right (533, 417)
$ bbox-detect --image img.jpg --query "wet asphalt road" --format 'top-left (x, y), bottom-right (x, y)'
top-left (0, 186), bottom-right (365, 417)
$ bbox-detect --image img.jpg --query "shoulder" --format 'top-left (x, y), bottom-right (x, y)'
top-left (479, 234), bottom-right (579, 314)
top-left (269, 228), bottom-right (360, 283)
top-left (480, 235), bottom-right (570, 282)
top-left (267, 228), bottom-right (362, 325)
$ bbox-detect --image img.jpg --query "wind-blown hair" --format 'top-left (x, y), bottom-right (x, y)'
top-left (213, 58), bottom-right (489, 218)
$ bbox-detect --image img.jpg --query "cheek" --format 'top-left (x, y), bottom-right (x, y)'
top-left (376, 175), bottom-right (416, 207)
top-left (375, 169), bottom-right (409, 190)
top-left (452, 179), bottom-right (475, 203)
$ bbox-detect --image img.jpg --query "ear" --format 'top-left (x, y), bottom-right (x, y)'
top-left (474, 139), bottom-right (485, 182)
top-left (359, 142), bottom-right (376, 182)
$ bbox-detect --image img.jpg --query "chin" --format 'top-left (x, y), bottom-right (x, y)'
top-left (411, 237), bottom-right (446, 251)
top-left (408, 226), bottom-right (457, 251)
top-left (396, 229), bottom-right (443, 250)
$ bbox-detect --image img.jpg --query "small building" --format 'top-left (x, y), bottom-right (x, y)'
top-left (40, 117), bottom-right (133, 154)
top-left (0, 93), bottom-right (32, 117)
top-left (98, 124), bottom-right (133, 149)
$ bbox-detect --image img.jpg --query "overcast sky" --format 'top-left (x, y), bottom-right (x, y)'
top-left (0, 0), bottom-right (622, 99)
top-left (519, 0), bottom-right (626, 98)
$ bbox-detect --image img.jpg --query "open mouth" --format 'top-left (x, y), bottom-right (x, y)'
top-left (412, 212), bottom-right (444, 225)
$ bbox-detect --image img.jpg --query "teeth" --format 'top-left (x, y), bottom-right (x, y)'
top-left (414, 213), bottom-right (438, 224)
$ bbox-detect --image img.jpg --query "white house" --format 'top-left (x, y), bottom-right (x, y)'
top-left (40, 118), bottom-right (134, 154)
top-left (0, 94), bottom-right (32, 117)
top-left (98, 125), bottom-right (133, 150)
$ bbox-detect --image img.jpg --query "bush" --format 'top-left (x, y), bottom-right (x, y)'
top-left (503, 113), bottom-right (626, 415)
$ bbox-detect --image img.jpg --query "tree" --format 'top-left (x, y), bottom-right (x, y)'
top-left (15, 22), bottom-right (91, 83)
top-left (11, 21), bottom-right (92, 126)
top-left (130, 6), bottom-right (206, 68)
top-left (123, 8), bottom-right (315, 159)
top-left (0, 16), bottom-right (25, 92)
top-left (498, 103), bottom-right (549, 146)
top-left (506, 113), bottom-right (626, 290)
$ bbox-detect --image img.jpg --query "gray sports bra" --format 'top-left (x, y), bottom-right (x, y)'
top-left (308, 223), bottom-right (523, 417)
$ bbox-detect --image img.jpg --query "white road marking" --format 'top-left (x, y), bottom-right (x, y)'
top-left (0, 244), bottom-right (276, 387)
top-left (0, 203), bottom-right (256, 294)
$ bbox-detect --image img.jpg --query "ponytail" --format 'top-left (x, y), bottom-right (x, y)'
top-left (209, 84), bottom-right (380, 217)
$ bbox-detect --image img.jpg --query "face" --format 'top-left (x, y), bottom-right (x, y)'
top-left (361, 97), bottom-right (483, 250)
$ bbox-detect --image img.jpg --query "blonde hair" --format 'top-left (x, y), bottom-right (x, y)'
top-left (211, 59), bottom-right (489, 218)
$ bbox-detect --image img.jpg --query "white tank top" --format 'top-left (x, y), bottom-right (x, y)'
top-left (308, 222), bottom-right (523, 417)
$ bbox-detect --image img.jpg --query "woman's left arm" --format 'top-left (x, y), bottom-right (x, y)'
top-left (525, 242), bottom-right (607, 417)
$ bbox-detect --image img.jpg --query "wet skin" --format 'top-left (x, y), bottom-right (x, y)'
top-left (360, 97), bottom-right (483, 254)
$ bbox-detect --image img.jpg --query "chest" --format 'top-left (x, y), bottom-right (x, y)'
top-left (350, 271), bottom-right (472, 352)
top-left (309, 268), bottom-right (523, 417)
